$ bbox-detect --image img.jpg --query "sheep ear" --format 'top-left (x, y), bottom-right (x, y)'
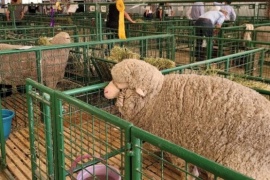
top-left (136, 88), bottom-right (146, 97)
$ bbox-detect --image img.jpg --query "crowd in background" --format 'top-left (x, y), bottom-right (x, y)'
top-left (142, 1), bottom-right (236, 22)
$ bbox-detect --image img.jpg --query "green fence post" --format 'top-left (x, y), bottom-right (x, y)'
top-left (52, 93), bottom-right (65, 180)
top-left (131, 135), bottom-right (142, 180)
top-left (26, 83), bottom-right (38, 180)
top-left (43, 93), bottom-right (54, 179)
top-left (207, 36), bottom-right (213, 59)
top-left (0, 98), bottom-right (7, 170)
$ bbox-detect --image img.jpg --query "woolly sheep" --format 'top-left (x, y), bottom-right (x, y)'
top-left (243, 24), bottom-right (270, 47)
top-left (253, 26), bottom-right (270, 49)
top-left (243, 24), bottom-right (270, 70)
top-left (104, 59), bottom-right (270, 179)
top-left (0, 32), bottom-right (71, 92)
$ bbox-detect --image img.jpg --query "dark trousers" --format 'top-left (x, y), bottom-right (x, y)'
top-left (105, 28), bottom-right (118, 56)
top-left (194, 18), bottom-right (214, 61)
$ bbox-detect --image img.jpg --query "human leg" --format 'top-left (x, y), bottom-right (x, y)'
top-left (195, 19), bottom-right (213, 61)
top-left (194, 20), bottom-right (204, 61)
top-left (105, 28), bottom-right (118, 56)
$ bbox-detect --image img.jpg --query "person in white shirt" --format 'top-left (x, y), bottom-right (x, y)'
top-left (194, 9), bottom-right (228, 61)
top-left (186, 2), bottom-right (204, 20)
top-left (214, 1), bottom-right (236, 21)
top-left (164, 5), bottom-right (174, 17)
top-left (143, 6), bottom-right (153, 19)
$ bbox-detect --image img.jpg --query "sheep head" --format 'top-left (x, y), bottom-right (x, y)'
top-left (104, 81), bottom-right (122, 99)
top-left (104, 59), bottom-right (164, 99)
top-left (50, 32), bottom-right (71, 44)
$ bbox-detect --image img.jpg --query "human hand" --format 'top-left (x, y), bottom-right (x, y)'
top-left (213, 29), bottom-right (219, 36)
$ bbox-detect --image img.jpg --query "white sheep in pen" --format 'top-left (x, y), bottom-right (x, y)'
top-left (0, 32), bottom-right (71, 92)
top-left (243, 24), bottom-right (270, 69)
top-left (104, 59), bottom-right (270, 179)
top-left (243, 24), bottom-right (270, 46)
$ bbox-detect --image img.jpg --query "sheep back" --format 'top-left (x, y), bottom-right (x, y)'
top-left (111, 59), bottom-right (164, 100)
top-left (0, 32), bottom-right (71, 89)
top-left (118, 73), bottom-right (270, 179)
top-left (255, 26), bottom-right (270, 49)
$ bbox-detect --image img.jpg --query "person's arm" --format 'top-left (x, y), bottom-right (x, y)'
top-left (231, 8), bottom-right (236, 21)
top-left (171, 8), bottom-right (174, 16)
top-left (5, 10), bottom-right (10, 21)
top-left (214, 24), bottom-right (222, 36)
top-left (213, 2), bottom-right (222, 6)
top-left (145, 10), bottom-right (149, 16)
top-left (199, 6), bottom-right (204, 16)
top-left (20, 10), bottom-right (24, 19)
top-left (186, 6), bottom-right (192, 19)
top-left (124, 11), bottom-right (136, 23)
top-left (215, 24), bottom-right (222, 28)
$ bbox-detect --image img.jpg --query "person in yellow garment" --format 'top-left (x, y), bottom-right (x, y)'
top-left (106, 0), bottom-right (136, 40)
top-left (105, 0), bottom-right (135, 55)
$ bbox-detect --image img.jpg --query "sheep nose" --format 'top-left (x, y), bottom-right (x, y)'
top-left (104, 90), bottom-right (108, 94)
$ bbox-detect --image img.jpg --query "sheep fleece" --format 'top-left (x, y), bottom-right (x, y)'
top-left (112, 59), bottom-right (270, 179)
top-left (0, 32), bottom-right (71, 89)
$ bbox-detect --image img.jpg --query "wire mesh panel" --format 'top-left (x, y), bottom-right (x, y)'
top-left (125, 19), bottom-right (190, 33)
top-left (71, 48), bottom-right (269, 180)
top-left (26, 47), bottom-right (270, 180)
top-left (26, 80), bottom-right (131, 180)
top-left (66, 34), bottom-right (175, 84)
top-left (130, 127), bottom-right (253, 180)
top-left (59, 95), bottom-right (127, 180)
top-left (162, 48), bottom-right (270, 98)
top-left (0, 34), bottom-right (174, 136)
top-left (0, 26), bottom-right (78, 42)
top-left (218, 24), bottom-right (270, 64)
top-left (164, 24), bottom-right (270, 66)
top-left (26, 78), bottom-right (255, 180)
top-left (27, 89), bottom-right (54, 179)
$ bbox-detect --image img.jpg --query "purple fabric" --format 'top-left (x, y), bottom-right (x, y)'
top-left (50, 8), bottom-right (54, 27)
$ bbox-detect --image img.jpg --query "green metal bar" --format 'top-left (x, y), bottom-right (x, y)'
top-left (131, 136), bottom-right (142, 180)
top-left (10, 6), bottom-right (16, 29)
top-left (53, 91), bottom-right (133, 179)
top-left (64, 82), bottom-right (108, 95)
top-left (140, 39), bottom-right (146, 58)
top-left (207, 36), bottom-right (213, 59)
top-left (26, 82), bottom-right (38, 180)
top-left (83, 45), bottom-right (89, 84)
top-left (258, 49), bottom-right (265, 77)
top-left (162, 48), bottom-right (265, 74)
top-left (170, 35), bottom-right (175, 60)
top-left (55, 91), bottom-right (131, 129)
top-left (131, 127), bottom-right (254, 180)
top-left (53, 93), bottom-right (65, 179)
top-left (98, 11), bottom-right (102, 41)
top-left (0, 98), bottom-right (6, 170)
top-left (224, 58), bottom-right (230, 78)
top-left (26, 79), bottom-right (56, 179)
top-left (35, 50), bottom-right (42, 84)
top-left (43, 93), bottom-right (54, 178)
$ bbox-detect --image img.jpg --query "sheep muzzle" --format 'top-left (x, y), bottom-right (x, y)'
top-left (104, 81), bottom-right (121, 99)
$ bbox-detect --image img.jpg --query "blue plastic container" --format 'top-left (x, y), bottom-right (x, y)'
top-left (1, 109), bottom-right (15, 140)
